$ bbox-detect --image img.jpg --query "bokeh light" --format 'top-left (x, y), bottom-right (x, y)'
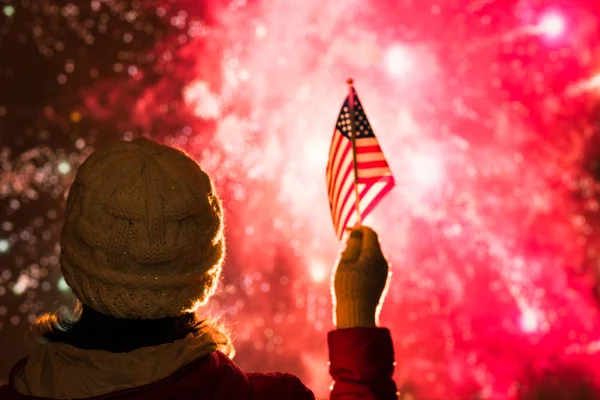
top-left (0, 240), bottom-right (9, 254)
top-left (537, 11), bottom-right (567, 39)
top-left (384, 44), bottom-right (414, 78)
top-left (56, 161), bottom-right (71, 175)
top-left (309, 260), bottom-right (328, 283)
top-left (520, 307), bottom-right (540, 334)
top-left (57, 277), bottom-right (70, 293)
top-left (2, 5), bottom-right (14, 18)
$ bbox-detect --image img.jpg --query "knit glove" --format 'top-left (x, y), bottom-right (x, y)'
top-left (332, 226), bottom-right (390, 329)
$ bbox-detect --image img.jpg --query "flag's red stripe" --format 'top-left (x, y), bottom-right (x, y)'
top-left (357, 160), bottom-right (389, 169)
top-left (337, 176), bottom-right (395, 238)
top-left (332, 161), bottom-right (352, 211)
top-left (336, 185), bottom-right (357, 235)
top-left (330, 130), bottom-right (344, 160)
top-left (332, 166), bottom-right (392, 234)
top-left (328, 142), bottom-right (351, 198)
top-left (333, 173), bottom-right (355, 231)
top-left (335, 185), bottom-right (352, 237)
top-left (359, 179), bottom-right (396, 222)
top-left (332, 165), bottom-right (353, 225)
top-left (356, 145), bottom-right (382, 153)
top-left (325, 137), bottom-right (339, 187)
top-left (326, 131), bottom-right (344, 179)
top-left (338, 184), bottom-right (370, 238)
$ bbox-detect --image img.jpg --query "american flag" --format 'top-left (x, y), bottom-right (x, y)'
top-left (326, 87), bottom-right (395, 239)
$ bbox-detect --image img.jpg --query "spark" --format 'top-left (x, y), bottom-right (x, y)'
top-left (537, 11), bottom-right (567, 39)
top-left (57, 161), bottom-right (72, 175)
top-left (384, 44), bottom-right (414, 78)
top-left (519, 307), bottom-right (539, 333)
top-left (309, 261), bottom-right (328, 283)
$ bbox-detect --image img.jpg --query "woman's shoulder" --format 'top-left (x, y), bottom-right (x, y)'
top-left (210, 351), bottom-right (315, 400)
top-left (0, 351), bottom-right (315, 400)
top-left (169, 351), bottom-right (315, 400)
top-left (245, 370), bottom-right (315, 400)
top-left (167, 351), bottom-right (316, 400)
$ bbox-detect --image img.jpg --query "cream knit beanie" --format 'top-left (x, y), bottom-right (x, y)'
top-left (60, 138), bottom-right (225, 319)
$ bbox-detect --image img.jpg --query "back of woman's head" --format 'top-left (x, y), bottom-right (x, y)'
top-left (60, 137), bottom-right (225, 319)
top-left (35, 138), bottom-right (233, 355)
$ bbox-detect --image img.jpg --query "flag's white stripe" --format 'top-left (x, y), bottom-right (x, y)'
top-left (335, 184), bottom-right (355, 235)
top-left (356, 152), bottom-right (386, 162)
top-left (338, 205), bottom-right (358, 237)
top-left (326, 131), bottom-right (344, 184)
top-left (329, 129), bottom-right (344, 160)
top-left (330, 152), bottom-right (353, 217)
top-left (327, 145), bottom-right (348, 201)
top-left (331, 131), bottom-right (348, 172)
top-left (355, 137), bottom-right (380, 147)
top-left (328, 135), bottom-right (351, 195)
top-left (333, 151), bottom-right (387, 230)
top-left (332, 142), bottom-right (352, 184)
top-left (334, 169), bottom-right (358, 229)
top-left (337, 182), bottom-right (374, 237)
top-left (361, 180), bottom-right (388, 215)
top-left (332, 159), bottom-right (354, 225)
top-left (327, 130), bottom-right (344, 172)
top-left (336, 180), bottom-right (387, 237)
top-left (337, 182), bottom-right (359, 235)
top-left (358, 167), bottom-right (392, 178)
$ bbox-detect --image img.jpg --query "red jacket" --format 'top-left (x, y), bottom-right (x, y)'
top-left (0, 327), bottom-right (397, 400)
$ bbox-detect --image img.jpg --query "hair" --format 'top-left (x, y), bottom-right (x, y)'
top-left (31, 301), bottom-right (235, 357)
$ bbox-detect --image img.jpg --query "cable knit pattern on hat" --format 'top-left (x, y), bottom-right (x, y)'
top-left (60, 138), bottom-right (225, 319)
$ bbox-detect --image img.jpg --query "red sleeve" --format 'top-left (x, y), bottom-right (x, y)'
top-left (328, 327), bottom-right (398, 400)
top-left (247, 372), bottom-right (315, 400)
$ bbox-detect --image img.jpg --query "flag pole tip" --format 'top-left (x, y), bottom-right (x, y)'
top-left (346, 78), bottom-right (354, 85)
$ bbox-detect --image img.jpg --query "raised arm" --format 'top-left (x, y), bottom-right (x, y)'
top-left (328, 226), bottom-right (398, 400)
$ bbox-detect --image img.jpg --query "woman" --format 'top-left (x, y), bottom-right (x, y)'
top-left (0, 138), bottom-right (397, 399)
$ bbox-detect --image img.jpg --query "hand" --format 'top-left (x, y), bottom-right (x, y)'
top-left (331, 226), bottom-right (390, 329)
